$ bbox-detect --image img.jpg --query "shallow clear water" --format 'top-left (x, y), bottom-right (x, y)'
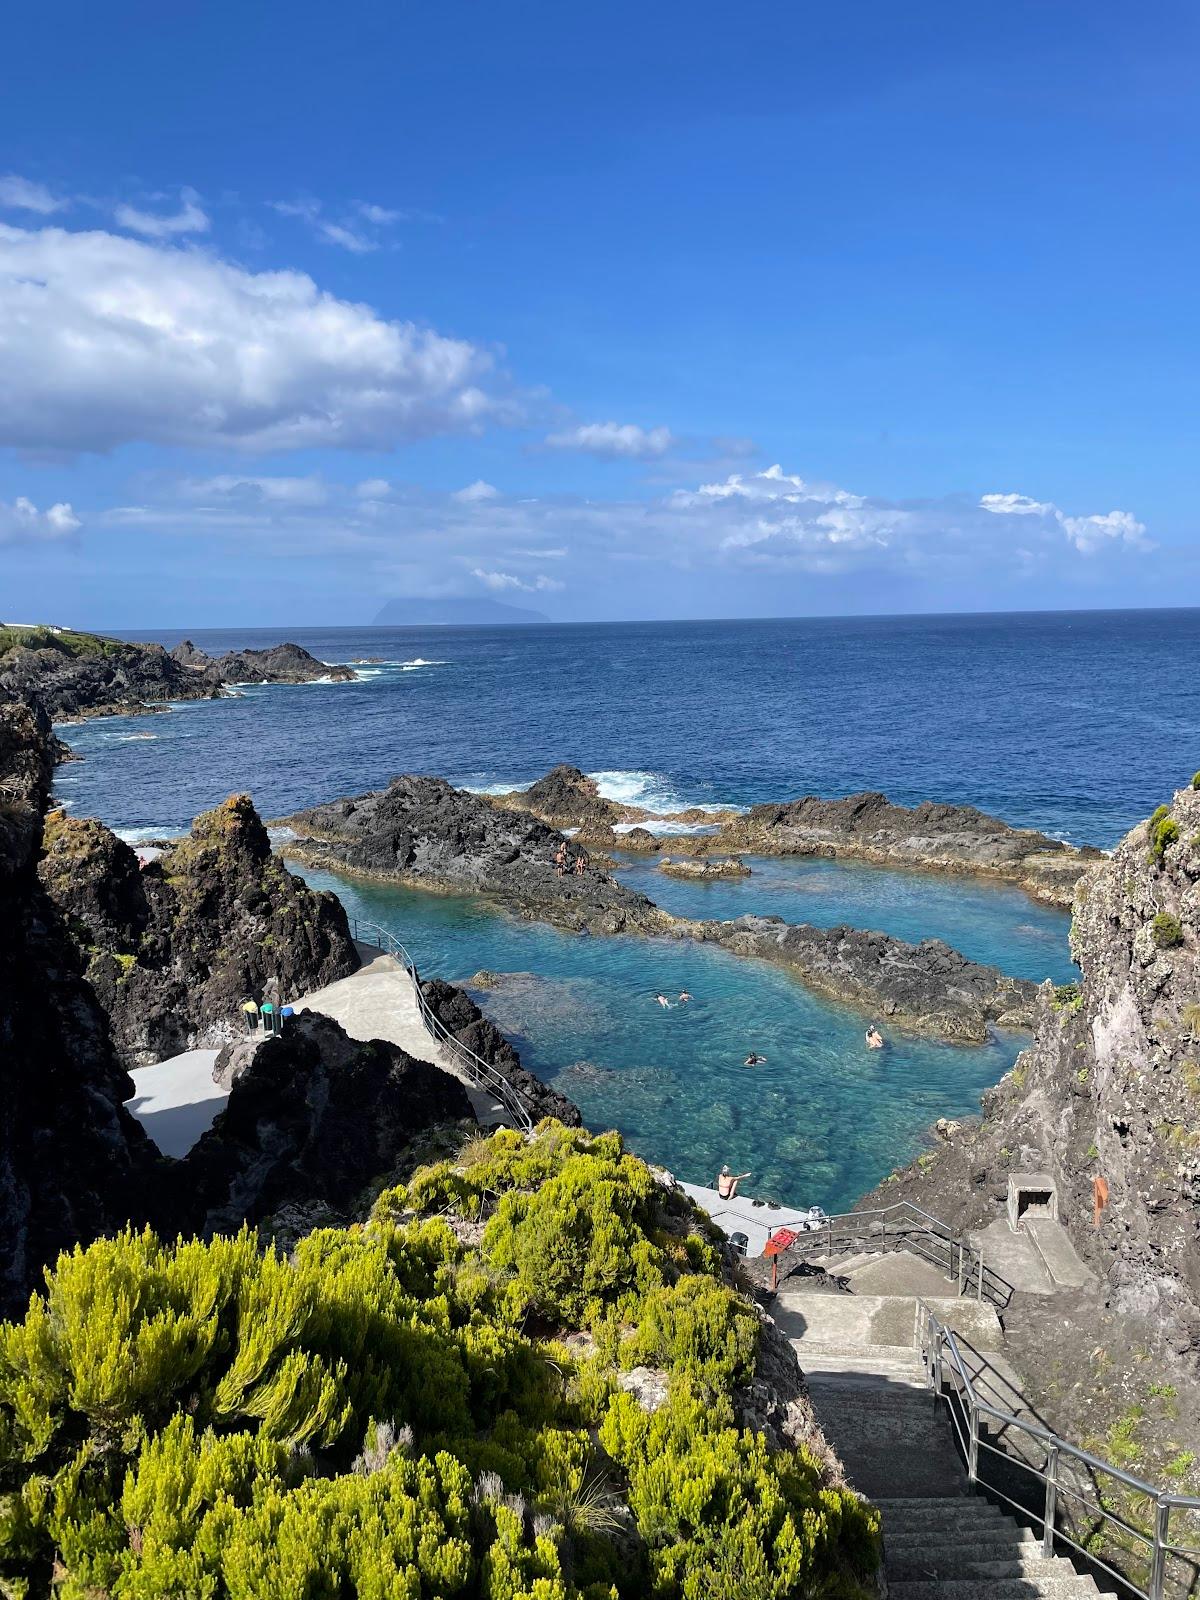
top-left (612, 853), bottom-right (1077, 984)
top-left (296, 864), bottom-right (1024, 1214)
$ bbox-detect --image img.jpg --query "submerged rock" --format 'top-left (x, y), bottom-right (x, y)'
top-left (283, 774), bottom-right (665, 934)
top-left (39, 793), bottom-right (360, 1066)
top-left (659, 855), bottom-right (750, 879)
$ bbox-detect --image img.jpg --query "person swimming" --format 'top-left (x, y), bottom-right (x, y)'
top-left (743, 1052), bottom-right (766, 1066)
top-left (678, 990), bottom-right (693, 1003)
top-left (865, 1024), bottom-right (884, 1050)
top-left (655, 993), bottom-right (672, 1008)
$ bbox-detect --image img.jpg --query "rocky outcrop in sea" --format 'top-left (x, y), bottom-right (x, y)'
top-left (702, 791), bottom-right (1101, 907)
top-left (282, 775), bottom-right (665, 933)
top-left (0, 625), bottom-right (351, 725)
top-left (39, 794), bottom-right (360, 1066)
top-left (670, 914), bottom-right (1038, 1042)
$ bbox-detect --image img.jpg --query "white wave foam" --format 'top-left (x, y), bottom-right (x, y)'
top-left (104, 731), bottom-right (158, 742)
top-left (115, 825), bottom-right (171, 844)
top-left (613, 819), bottom-right (719, 836)
top-left (461, 779), bottom-right (521, 796)
top-left (589, 769), bottom-right (741, 817)
top-left (400, 658), bottom-right (449, 671)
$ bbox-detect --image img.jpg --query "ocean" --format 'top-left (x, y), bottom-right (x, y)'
top-left (54, 609), bottom-right (1200, 1211)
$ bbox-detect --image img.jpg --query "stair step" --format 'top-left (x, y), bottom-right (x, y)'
top-left (805, 1369), bottom-right (927, 1390)
top-left (881, 1510), bottom-right (1018, 1536)
top-left (877, 1501), bottom-right (1015, 1525)
top-left (887, 1577), bottom-right (1104, 1598)
top-left (888, 1553), bottom-right (1050, 1580)
top-left (789, 1339), bottom-right (921, 1360)
top-left (885, 1528), bottom-right (1037, 1554)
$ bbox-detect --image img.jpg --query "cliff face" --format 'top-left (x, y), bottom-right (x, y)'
top-left (38, 795), bottom-right (361, 1066)
top-left (862, 784), bottom-right (1200, 1354)
top-left (284, 775), bottom-right (664, 933)
top-left (0, 704), bottom-right (160, 1317)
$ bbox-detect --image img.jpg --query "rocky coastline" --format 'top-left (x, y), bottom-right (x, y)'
top-left (281, 774), bottom-right (668, 934)
top-left (857, 782), bottom-right (1200, 1500)
top-left (0, 624), bottom-right (353, 729)
top-left (489, 765), bottom-right (1101, 908)
top-left (668, 914), bottom-right (1038, 1042)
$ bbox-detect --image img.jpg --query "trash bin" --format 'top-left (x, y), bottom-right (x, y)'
top-left (729, 1231), bottom-right (749, 1258)
top-left (241, 1000), bottom-right (259, 1036)
top-left (260, 1001), bottom-right (276, 1036)
top-left (280, 1005), bottom-right (294, 1033)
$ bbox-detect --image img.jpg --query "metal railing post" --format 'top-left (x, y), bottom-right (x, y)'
top-left (977, 1247), bottom-right (984, 1302)
top-left (967, 1400), bottom-right (980, 1485)
top-left (1149, 1499), bottom-right (1169, 1600)
top-left (1043, 1442), bottom-right (1059, 1557)
top-left (957, 1240), bottom-right (965, 1293)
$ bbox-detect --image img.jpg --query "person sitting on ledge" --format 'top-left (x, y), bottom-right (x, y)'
top-left (865, 1024), bottom-right (885, 1050)
top-left (717, 1164), bottom-right (751, 1199)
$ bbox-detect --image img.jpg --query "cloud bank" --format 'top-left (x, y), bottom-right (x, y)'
top-left (545, 421), bottom-right (675, 458)
top-left (0, 495), bottom-right (80, 543)
top-left (0, 222), bottom-right (510, 453)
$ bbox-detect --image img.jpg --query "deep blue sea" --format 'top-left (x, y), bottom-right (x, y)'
top-left (55, 610), bottom-right (1200, 1211)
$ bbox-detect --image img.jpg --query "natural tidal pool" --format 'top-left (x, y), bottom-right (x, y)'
top-left (296, 863), bottom-right (1029, 1213)
top-left (612, 851), bottom-right (1077, 984)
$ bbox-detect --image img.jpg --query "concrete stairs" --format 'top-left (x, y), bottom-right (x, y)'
top-left (779, 1245), bottom-right (1116, 1596)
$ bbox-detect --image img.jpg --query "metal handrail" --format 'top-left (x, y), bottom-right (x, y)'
top-left (349, 917), bottom-right (533, 1132)
top-left (915, 1297), bottom-right (1200, 1600)
top-left (779, 1199), bottom-right (1010, 1306)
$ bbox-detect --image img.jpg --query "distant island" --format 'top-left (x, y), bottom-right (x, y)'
top-left (372, 597), bottom-right (550, 626)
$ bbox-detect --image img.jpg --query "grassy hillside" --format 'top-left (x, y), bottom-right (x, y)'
top-left (0, 624), bottom-right (127, 661)
top-left (0, 1123), bottom-right (878, 1599)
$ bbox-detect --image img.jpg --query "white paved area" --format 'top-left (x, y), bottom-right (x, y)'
top-left (291, 944), bottom-right (514, 1127)
top-left (126, 1049), bottom-right (225, 1157)
top-left (679, 1180), bottom-right (824, 1257)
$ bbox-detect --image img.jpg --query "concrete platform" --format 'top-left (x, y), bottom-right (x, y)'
top-left (126, 1049), bottom-right (225, 1157)
top-left (291, 944), bottom-right (516, 1127)
top-left (841, 1251), bottom-right (957, 1299)
top-left (678, 1180), bottom-right (823, 1256)
top-left (969, 1217), bottom-right (1055, 1295)
top-left (1024, 1217), bottom-right (1096, 1289)
top-left (774, 1291), bottom-right (1005, 1352)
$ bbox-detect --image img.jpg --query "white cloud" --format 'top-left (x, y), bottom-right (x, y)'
top-left (270, 197), bottom-right (403, 253)
top-left (452, 479), bottom-right (500, 502)
top-left (980, 492), bottom-right (1149, 554)
top-left (180, 474), bottom-right (329, 506)
top-left (356, 478), bottom-right (392, 500)
top-left (545, 420), bottom-right (675, 459)
top-left (471, 566), bottom-right (564, 593)
top-left (114, 187), bottom-right (209, 238)
top-left (358, 203), bottom-right (400, 225)
top-left (0, 222), bottom-right (508, 453)
top-left (0, 495), bottom-right (80, 542)
top-left (0, 175), bottom-right (66, 215)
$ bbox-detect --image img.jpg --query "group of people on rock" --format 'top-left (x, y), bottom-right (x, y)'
top-left (553, 841), bottom-right (588, 877)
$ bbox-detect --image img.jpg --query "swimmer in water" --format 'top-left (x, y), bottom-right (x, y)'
top-left (865, 1024), bottom-right (884, 1050)
top-left (743, 1053), bottom-right (766, 1066)
top-left (678, 990), bottom-right (693, 1003)
top-left (655, 993), bottom-right (672, 1008)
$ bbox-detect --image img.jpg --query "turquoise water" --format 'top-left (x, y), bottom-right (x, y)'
top-left (611, 852), bottom-right (1077, 984)
top-left (295, 863), bottom-right (1026, 1213)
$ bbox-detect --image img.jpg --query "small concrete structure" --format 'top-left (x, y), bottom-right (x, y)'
top-left (1007, 1170), bottom-right (1058, 1231)
top-left (678, 1180), bottom-right (823, 1257)
top-left (126, 1049), bottom-right (225, 1157)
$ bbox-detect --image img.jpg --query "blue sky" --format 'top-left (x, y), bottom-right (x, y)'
top-left (1, 0), bottom-right (1196, 625)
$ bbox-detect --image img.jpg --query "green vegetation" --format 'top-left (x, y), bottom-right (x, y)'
top-left (1147, 806), bottom-right (1179, 867)
top-left (0, 1123), bottom-right (878, 1599)
top-left (1191, 771), bottom-right (1200, 791)
top-left (0, 624), bottom-right (126, 661)
top-left (1050, 982), bottom-right (1083, 1014)
top-left (1151, 912), bottom-right (1184, 949)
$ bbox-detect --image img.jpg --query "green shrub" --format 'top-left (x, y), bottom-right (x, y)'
top-left (0, 1127), bottom-right (876, 1599)
top-left (1152, 913), bottom-right (1184, 949)
top-left (1148, 807), bottom-right (1179, 866)
top-left (1191, 771), bottom-right (1200, 791)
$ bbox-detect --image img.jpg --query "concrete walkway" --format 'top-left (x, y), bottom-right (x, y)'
top-left (291, 944), bottom-right (517, 1127)
top-left (678, 1180), bottom-right (824, 1256)
top-left (126, 1049), bottom-right (225, 1156)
